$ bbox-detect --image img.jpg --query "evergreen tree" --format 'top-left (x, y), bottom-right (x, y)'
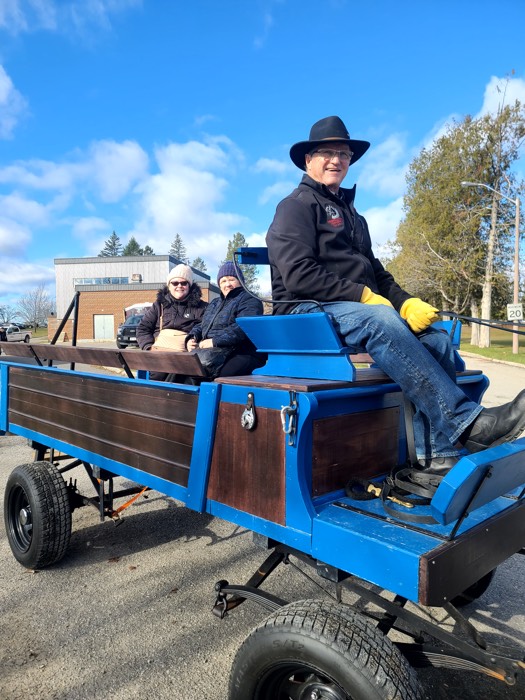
top-left (98, 231), bottom-right (123, 257)
top-left (143, 245), bottom-right (155, 255)
top-left (389, 96), bottom-right (525, 347)
top-left (192, 256), bottom-right (207, 272)
top-left (169, 234), bottom-right (188, 261)
top-left (224, 232), bottom-right (260, 293)
top-left (122, 236), bottom-right (143, 256)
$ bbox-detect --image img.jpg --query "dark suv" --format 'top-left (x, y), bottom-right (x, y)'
top-left (116, 314), bottom-right (144, 349)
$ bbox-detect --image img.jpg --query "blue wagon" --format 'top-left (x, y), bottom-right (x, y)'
top-left (1, 250), bottom-right (524, 699)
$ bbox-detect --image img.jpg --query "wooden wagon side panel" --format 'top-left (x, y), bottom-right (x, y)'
top-left (6, 367), bottom-right (198, 486)
top-left (312, 407), bottom-right (400, 495)
top-left (207, 404), bottom-right (286, 525)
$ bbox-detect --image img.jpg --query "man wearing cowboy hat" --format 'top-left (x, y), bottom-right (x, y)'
top-left (266, 115), bottom-right (525, 476)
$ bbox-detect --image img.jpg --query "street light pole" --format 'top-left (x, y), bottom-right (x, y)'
top-left (461, 181), bottom-right (521, 354)
top-left (514, 196), bottom-right (521, 353)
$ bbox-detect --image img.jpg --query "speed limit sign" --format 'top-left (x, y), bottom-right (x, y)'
top-left (507, 303), bottom-right (523, 321)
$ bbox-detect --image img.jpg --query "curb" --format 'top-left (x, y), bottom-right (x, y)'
top-left (460, 350), bottom-right (525, 369)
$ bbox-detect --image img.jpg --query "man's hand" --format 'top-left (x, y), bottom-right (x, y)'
top-left (199, 338), bottom-right (214, 349)
top-left (186, 338), bottom-right (198, 351)
top-left (400, 297), bottom-right (439, 333)
top-left (360, 286), bottom-right (393, 307)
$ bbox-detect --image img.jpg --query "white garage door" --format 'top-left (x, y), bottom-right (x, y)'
top-left (93, 314), bottom-right (115, 340)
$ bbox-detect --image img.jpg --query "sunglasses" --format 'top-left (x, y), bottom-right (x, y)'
top-left (170, 280), bottom-right (189, 287)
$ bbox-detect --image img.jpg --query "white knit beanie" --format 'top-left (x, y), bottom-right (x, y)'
top-left (167, 264), bottom-right (193, 286)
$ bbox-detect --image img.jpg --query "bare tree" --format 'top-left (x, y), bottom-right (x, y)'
top-left (0, 304), bottom-right (16, 324)
top-left (16, 284), bottom-right (55, 329)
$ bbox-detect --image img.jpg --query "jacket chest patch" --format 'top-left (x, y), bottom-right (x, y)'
top-left (325, 204), bottom-right (343, 228)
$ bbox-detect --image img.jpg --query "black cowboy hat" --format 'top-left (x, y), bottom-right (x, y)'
top-left (289, 116), bottom-right (370, 171)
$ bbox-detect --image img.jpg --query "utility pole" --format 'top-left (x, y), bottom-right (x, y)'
top-left (461, 181), bottom-right (521, 353)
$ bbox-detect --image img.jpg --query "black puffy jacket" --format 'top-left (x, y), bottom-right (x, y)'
top-left (137, 284), bottom-right (207, 351)
top-left (266, 174), bottom-right (411, 315)
top-left (187, 286), bottom-right (263, 354)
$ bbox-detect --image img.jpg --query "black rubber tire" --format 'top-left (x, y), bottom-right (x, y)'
top-left (23, 335), bottom-right (30, 343)
top-left (116, 341), bottom-right (127, 349)
top-left (451, 569), bottom-right (496, 607)
top-left (4, 461), bottom-right (72, 569)
top-left (229, 599), bottom-right (424, 700)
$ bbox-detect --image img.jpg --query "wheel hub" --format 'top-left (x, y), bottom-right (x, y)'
top-left (300, 680), bottom-right (346, 700)
top-left (19, 507), bottom-right (31, 526)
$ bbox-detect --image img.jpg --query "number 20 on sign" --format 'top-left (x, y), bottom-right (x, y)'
top-left (507, 303), bottom-right (523, 321)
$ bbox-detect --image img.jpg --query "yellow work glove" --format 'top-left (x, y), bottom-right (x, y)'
top-left (400, 297), bottom-right (439, 333)
top-left (360, 286), bottom-right (393, 308)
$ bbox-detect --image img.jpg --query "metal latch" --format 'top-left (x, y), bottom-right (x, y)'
top-left (241, 392), bottom-right (257, 430)
top-left (280, 392), bottom-right (298, 445)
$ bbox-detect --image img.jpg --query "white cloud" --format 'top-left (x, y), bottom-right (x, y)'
top-left (254, 7), bottom-right (274, 49)
top-left (194, 114), bottom-right (217, 127)
top-left (74, 217), bottom-right (119, 257)
top-left (0, 65), bottom-right (28, 138)
top-left (0, 259), bottom-right (55, 297)
top-left (253, 157), bottom-right (291, 175)
top-left (362, 197), bottom-right (404, 248)
top-left (258, 180), bottom-right (297, 205)
top-left (0, 217), bottom-right (32, 256)
top-left (359, 134), bottom-right (409, 198)
top-left (0, 0), bottom-right (30, 33)
top-left (478, 75), bottom-right (525, 117)
top-left (0, 159), bottom-right (83, 190)
top-left (88, 140), bottom-right (149, 202)
top-left (0, 139), bottom-right (147, 202)
top-left (0, 193), bottom-right (50, 225)
top-left (129, 140), bottom-right (249, 268)
top-left (0, 134), bottom-right (256, 275)
top-left (0, 0), bottom-right (141, 35)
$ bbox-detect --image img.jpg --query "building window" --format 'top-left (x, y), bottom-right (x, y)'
top-left (74, 277), bottom-right (129, 285)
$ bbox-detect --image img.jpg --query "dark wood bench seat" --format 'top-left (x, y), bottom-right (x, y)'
top-left (216, 368), bottom-right (483, 392)
top-left (0, 342), bottom-right (206, 378)
top-left (215, 368), bottom-right (394, 392)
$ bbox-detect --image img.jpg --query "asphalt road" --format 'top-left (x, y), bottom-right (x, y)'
top-left (1, 355), bottom-right (525, 699)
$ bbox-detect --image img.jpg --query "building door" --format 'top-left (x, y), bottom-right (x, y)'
top-left (93, 314), bottom-right (115, 340)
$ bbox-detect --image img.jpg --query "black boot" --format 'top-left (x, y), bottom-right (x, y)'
top-left (416, 455), bottom-right (459, 476)
top-left (393, 456), bottom-right (460, 498)
top-left (460, 389), bottom-right (525, 453)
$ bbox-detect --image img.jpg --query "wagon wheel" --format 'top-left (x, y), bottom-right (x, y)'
top-left (228, 599), bottom-right (423, 700)
top-left (4, 461), bottom-right (72, 569)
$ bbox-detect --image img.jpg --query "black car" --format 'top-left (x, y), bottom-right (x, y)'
top-left (116, 314), bottom-right (144, 349)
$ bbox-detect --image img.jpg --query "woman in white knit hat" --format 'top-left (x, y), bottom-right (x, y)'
top-left (137, 263), bottom-right (207, 381)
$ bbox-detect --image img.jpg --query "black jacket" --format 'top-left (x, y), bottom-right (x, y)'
top-left (266, 174), bottom-right (411, 315)
top-left (137, 284), bottom-right (207, 351)
top-left (187, 286), bottom-right (263, 354)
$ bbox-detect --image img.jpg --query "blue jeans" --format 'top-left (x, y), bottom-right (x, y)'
top-left (292, 302), bottom-right (482, 460)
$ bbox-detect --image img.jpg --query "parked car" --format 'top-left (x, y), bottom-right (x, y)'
top-left (116, 314), bottom-right (144, 349)
top-left (5, 325), bottom-right (32, 343)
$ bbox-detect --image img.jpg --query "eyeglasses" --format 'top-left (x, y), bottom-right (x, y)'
top-left (170, 280), bottom-right (189, 287)
top-left (311, 149), bottom-right (353, 163)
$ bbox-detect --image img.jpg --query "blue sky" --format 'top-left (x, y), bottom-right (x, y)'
top-left (1, 0), bottom-right (524, 308)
